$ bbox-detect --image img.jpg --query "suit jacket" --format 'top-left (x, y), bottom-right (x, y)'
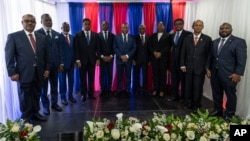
top-left (113, 34), bottom-right (136, 64)
top-left (36, 28), bottom-right (62, 67)
top-left (208, 35), bottom-right (247, 78)
top-left (98, 31), bottom-right (115, 57)
top-left (59, 33), bottom-right (74, 69)
top-left (148, 32), bottom-right (171, 63)
top-left (180, 33), bottom-right (212, 75)
top-left (5, 30), bottom-right (51, 83)
top-left (74, 31), bottom-right (101, 65)
top-left (134, 35), bottom-right (149, 64)
top-left (171, 30), bottom-right (192, 67)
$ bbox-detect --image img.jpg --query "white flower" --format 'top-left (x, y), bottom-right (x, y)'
top-left (156, 125), bottom-right (168, 134)
top-left (132, 123), bottom-right (142, 132)
top-left (116, 113), bottom-right (123, 122)
top-left (96, 130), bottom-right (104, 139)
top-left (33, 125), bottom-right (42, 133)
top-left (199, 136), bottom-right (208, 141)
top-left (10, 124), bottom-right (19, 132)
top-left (0, 137), bottom-right (6, 141)
top-left (96, 122), bottom-right (105, 128)
top-left (170, 133), bottom-right (177, 139)
top-left (111, 129), bottom-right (120, 140)
top-left (186, 130), bottom-right (195, 140)
top-left (209, 133), bottom-right (219, 140)
top-left (163, 133), bottom-right (170, 141)
top-left (86, 121), bottom-right (94, 133)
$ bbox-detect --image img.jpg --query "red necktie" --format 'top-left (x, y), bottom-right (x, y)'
top-left (29, 33), bottom-right (36, 53)
top-left (65, 34), bottom-right (70, 45)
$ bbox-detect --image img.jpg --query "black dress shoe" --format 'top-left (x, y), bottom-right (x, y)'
top-left (81, 96), bottom-right (86, 102)
top-left (61, 100), bottom-right (68, 105)
top-left (43, 108), bottom-right (50, 115)
top-left (68, 97), bottom-right (77, 103)
top-left (167, 97), bottom-right (179, 102)
top-left (210, 110), bottom-right (223, 117)
top-left (32, 113), bottom-right (47, 121)
top-left (51, 104), bottom-right (63, 112)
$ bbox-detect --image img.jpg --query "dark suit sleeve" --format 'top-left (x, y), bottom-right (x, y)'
top-left (113, 36), bottom-right (122, 58)
top-left (180, 37), bottom-right (187, 67)
top-left (235, 39), bottom-right (247, 75)
top-left (74, 33), bottom-right (80, 62)
top-left (160, 34), bottom-right (171, 56)
top-left (127, 36), bottom-right (136, 58)
top-left (5, 34), bottom-right (17, 76)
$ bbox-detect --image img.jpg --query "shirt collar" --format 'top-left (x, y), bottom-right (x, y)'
top-left (193, 33), bottom-right (201, 38)
top-left (24, 30), bottom-right (35, 36)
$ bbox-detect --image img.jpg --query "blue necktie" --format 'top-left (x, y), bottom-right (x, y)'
top-left (86, 32), bottom-right (90, 44)
top-left (218, 38), bottom-right (225, 55)
top-left (174, 32), bottom-right (180, 45)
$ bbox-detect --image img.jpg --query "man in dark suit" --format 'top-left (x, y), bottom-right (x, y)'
top-left (58, 22), bottom-right (77, 105)
top-left (113, 23), bottom-right (136, 96)
top-left (98, 21), bottom-right (115, 96)
top-left (74, 18), bottom-right (101, 102)
top-left (5, 14), bottom-right (50, 121)
top-left (180, 20), bottom-right (212, 111)
top-left (148, 22), bottom-right (171, 97)
top-left (168, 19), bottom-right (192, 105)
top-left (133, 25), bottom-right (149, 95)
top-left (36, 13), bottom-right (63, 115)
top-left (207, 23), bottom-right (247, 119)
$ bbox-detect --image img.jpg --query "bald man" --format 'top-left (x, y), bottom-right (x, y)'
top-left (207, 23), bottom-right (247, 119)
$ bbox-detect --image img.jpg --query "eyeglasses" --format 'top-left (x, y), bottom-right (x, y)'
top-left (23, 20), bottom-right (36, 23)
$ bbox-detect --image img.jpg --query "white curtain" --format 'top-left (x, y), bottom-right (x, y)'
top-left (0, 0), bottom-right (59, 123)
top-left (189, 0), bottom-right (250, 117)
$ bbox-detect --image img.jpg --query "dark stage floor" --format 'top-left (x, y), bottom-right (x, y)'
top-left (36, 91), bottom-right (213, 141)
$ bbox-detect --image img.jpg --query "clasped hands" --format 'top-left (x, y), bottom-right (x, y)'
top-left (121, 55), bottom-right (128, 62)
top-left (102, 56), bottom-right (112, 62)
top-left (206, 69), bottom-right (240, 83)
top-left (153, 51), bottom-right (161, 59)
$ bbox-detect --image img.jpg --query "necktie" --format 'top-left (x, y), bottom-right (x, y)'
top-left (174, 32), bottom-right (180, 45)
top-left (104, 31), bottom-right (108, 41)
top-left (29, 33), bottom-right (36, 53)
top-left (141, 35), bottom-right (144, 45)
top-left (65, 34), bottom-right (70, 45)
top-left (86, 31), bottom-right (90, 44)
top-left (194, 36), bottom-right (199, 46)
top-left (46, 30), bottom-right (51, 38)
top-left (123, 34), bottom-right (127, 43)
top-left (218, 38), bottom-right (225, 55)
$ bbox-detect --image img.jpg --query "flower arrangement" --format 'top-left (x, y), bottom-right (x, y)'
top-left (83, 109), bottom-right (250, 141)
top-left (0, 119), bottom-right (41, 141)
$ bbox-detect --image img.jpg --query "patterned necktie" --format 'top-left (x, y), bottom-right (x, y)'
top-left (141, 35), bottom-right (144, 45)
top-left (174, 32), bottom-right (180, 45)
top-left (29, 33), bottom-right (36, 53)
top-left (194, 36), bottom-right (199, 46)
top-left (218, 38), bottom-right (225, 55)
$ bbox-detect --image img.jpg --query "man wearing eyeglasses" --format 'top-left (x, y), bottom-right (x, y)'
top-left (5, 14), bottom-right (50, 122)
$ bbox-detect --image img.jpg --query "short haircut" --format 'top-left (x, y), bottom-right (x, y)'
top-left (174, 18), bottom-right (184, 24)
top-left (83, 18), bottom-right (91, 23)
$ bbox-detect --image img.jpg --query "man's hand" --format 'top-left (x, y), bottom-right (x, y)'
top-left (154, 51), bottom-right (161, 59)
top-left (206, 69), bottom-right (211, 78)
top-left (96, 60), bottom-right (100, 65)
top-left (10, 74), bottom-right (19, 81)
top-left (229, 73), bottom-right (241, 83)
top-left (76, 62), bottom-right (81, 68)
top-left (43, 71), bottom-right (49, 79)
top-left (102, 56), bottom-right (112, 62)
top-left (181, 67), bottom-right (186, 72)
top-left (58, 65), bottom-right (64, 72)
top-left (121, 55), bottom-right (128, 62)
